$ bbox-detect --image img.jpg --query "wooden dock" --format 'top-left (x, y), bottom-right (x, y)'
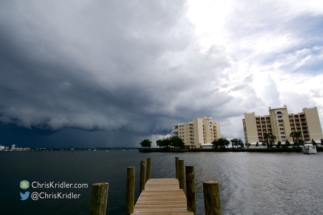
top-left (132, 178), bottom-right (194, 215)
top-left (89, 157), bottom-right (221, 215)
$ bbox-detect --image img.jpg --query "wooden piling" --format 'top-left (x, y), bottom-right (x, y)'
top-left (89, 182), bottom-right (109, 215)
top-left (178, 160), bottom-right (185, 191)
top-left (175, 157), bottom-right (179, 179)
top-left (146, 158), bottom-right (151, 182)
top-left (203, 180), bottom-right (221, 215)
top-left (126, 167), bottom-right (135, 215)
top-left (140, 160), bottom-right (146, 193)
top-left (186, 166), bottom-right (196, 215)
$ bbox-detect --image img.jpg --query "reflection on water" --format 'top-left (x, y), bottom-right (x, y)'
top-left (1, 151), bottom-right (323, 215)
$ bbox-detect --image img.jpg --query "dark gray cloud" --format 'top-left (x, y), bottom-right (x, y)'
top-left (0, 0), bottom-right (235, 146)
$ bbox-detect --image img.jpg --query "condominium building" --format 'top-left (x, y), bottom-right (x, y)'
top-left (172, 116), bottom-right (221, 148)
top-left (243, 105), bottom-right (323, 143)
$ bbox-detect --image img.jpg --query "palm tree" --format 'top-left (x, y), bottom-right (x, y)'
top-left (294, 132), bottom-right (302, 144)
top-left (264, 133), bottom-right (270, 148)
top-left (289, 132), bottom-right (295, 143)
top-left (267, 134), bottom-right (276, 148)
top-left (270, 134), bottom-right (276, 144)
top-left (289, 131), bottom-right (296, 148)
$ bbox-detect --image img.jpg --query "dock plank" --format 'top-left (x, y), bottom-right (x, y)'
top-left (131, 178), bottom-right (193, 215)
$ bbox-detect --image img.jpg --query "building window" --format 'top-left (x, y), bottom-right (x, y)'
top-left (278, 120), bottom-right (283, 123)
top-left (281, 132), bottom-right (284, 134)
top-left (279, 124), bottom-right (283, 126)
top-left (278, 115), bottom-right (282, 118)
top-left (281, 136), bottom-right (285, 138)
top-left (280, 128), bottom-right (284, 130)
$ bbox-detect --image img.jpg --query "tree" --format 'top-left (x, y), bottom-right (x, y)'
top-left (140, 139), bottom-right (152, 148)
top-left (311, 139), bottom-right (317, 146)
top-left (231, 139), bottom-right (237, 148)
top-left (212, 138), bottom-right (230, 149)
top-left (256, 142), bottom-right (259, 147)
top-left (270, 135), bottom-right (276, 144)
top-left (285, 140), bottom-right (291, 148)
top-left (264, 133), bottom-right (271, 148)
top-left (239, 142), bottom-right (245, 148)
top-left (231, 138), bottom-right (241, 148)
top-left (289, 132), bottom-right (296, 143)
top-left (294, 132), bottom-right (302, 144)
top-left (276, 141), bottom-right (281, 149)
top-left (156, 137), bottom-right (171, 148)
top-left (156, 136), bottom-right (185, 149)
top-left (267, 134), bottom-right (276, 148)
top-left (169, 136), bottom-right (185, 149)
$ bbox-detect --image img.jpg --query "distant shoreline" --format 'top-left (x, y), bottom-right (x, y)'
top-left (139, 147), bottom-right (323, 153)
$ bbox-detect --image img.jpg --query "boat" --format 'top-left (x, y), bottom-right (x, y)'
top-left (302, 144), bottom-right (317, 154)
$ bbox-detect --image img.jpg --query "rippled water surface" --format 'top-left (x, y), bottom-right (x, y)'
top-left (1, 150), bottom-right (323, 215)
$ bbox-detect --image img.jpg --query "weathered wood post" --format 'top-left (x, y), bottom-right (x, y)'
top-left (203, 180), bottom-right (221, 215)
top-left (126, 167), bottom-right (135, 215)
top-left (89, 182), bottom-right (109, 215)
top-left (140, 160), bottom-right (146, 193)
top-left (175, 157), bottom-right (179, 179)
top-left (178, 160), bottom-right (185, 191)
top-left (146, 158), bottom-right (151, 182)
top-left (186, 166), bottom-right (196, 215)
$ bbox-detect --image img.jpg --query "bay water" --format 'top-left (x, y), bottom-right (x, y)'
top-left (1, 150), bottom-right (323, 215)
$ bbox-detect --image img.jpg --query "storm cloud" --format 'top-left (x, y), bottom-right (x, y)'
top-left (1, 0), bottom-right (323, 147)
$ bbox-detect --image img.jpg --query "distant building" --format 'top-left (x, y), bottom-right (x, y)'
top-left (12, 147), bottom-right (30, 151)
top-left (0, 145), bottom-right (4, 151)
top-left (243, 105), bottom-right (323, 143)
top-left (11, 144), bottom-right (15, 151)
top-left (172, 116), bottom-right (221, 148)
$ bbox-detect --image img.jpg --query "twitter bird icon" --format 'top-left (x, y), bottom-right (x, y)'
top-left (20, 191), bottom-right (30, 201)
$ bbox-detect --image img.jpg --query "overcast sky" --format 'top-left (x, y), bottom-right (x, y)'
top-left (1, 0), bottom-right (323, 147)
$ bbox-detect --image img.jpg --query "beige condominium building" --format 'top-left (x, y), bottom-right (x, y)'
top-left (243, 105), bottom-right (323, 143)
top-left (172, 116), bottom-right (221, 148)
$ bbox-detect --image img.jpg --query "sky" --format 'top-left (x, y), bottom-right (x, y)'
top-left (1, 0), bottom-right (323, 148)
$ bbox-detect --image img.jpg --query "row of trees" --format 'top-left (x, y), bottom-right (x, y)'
top-left (141, 134), bottom-right (323, 149)
top-left (141, 137), bottom-right (243, 149)
top-left (140, 136), bottom-right (185, 149)
top-left (212, 138), bottom-right (244, 149)
top-left (156, 136), bottom-right (185, 149)
top-left (261, 132), bottom-right (320, 148)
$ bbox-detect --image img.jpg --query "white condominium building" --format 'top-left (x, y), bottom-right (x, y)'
top-left (243, 105), bottom-right (323, 143)
top-left (172, 116), bottom-right (221, 148)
